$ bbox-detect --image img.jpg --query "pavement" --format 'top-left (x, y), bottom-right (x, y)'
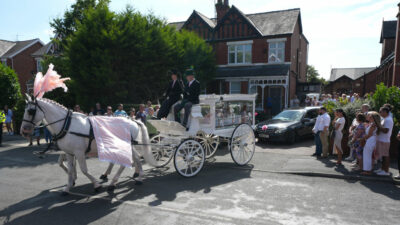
top-left (0, 135), bottom-right (400, 224)
top-left (252, 139), bottom-right (400, 185)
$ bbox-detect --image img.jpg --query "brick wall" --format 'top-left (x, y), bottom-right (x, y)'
top-left (364, 68), bottom-right (380, 95)
top-left (252, 39), bottom-right (267, 63)
top-left (10, 42), bottom-right (42, 94)
top-left (381, 38), bottom-right (395, 62)
top-left (240, 81), bottom-right (248, 94)
top-left (215, 42), bottom-right (228, 65)
top-left (299, 35), bottom-right (308, 82)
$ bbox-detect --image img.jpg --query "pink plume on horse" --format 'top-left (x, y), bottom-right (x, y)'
top-left (33, 64), bottom-right (70, 99)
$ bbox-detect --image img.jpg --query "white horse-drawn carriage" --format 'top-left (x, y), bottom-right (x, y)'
top-left (20, 64), bottom-right (257, 194)
top-left (148, 94), bottom-right (257, 177)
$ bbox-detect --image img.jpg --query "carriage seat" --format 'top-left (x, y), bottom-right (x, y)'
top-left (166, 101), bottom-right (202, 128)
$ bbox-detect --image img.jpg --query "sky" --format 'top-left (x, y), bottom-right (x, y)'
top-left (0, 0), bottom-right (398, 79)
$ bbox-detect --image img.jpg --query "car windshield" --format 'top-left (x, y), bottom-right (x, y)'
top-left (273, 110), bottom-right (304, 121)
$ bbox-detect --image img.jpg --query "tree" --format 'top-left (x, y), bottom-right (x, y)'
top-left (50, 0), bottom-right (100, 50)
top-left (0, 64), bottom-right (21, 108)
top-left (173, 30), bottom-right (216, 90)
top-left (306, 65), bottom-right (327, 84)
top-left (65, 3), bottom-right (216, 108)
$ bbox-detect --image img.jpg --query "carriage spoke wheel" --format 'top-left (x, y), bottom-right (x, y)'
top-left (229, 124), bottom-right (256, 166)
top-left (150, 135), bottom-right (174, 168)
top-left (174, 139), bottom-right (205, 177)
top-left (197, 132), bottom-right (219, 159)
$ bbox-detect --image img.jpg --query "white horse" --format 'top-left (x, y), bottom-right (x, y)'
top-left (20, 96), bottom-right (157, 195)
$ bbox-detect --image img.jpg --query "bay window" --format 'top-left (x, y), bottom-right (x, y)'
top-left (268, 40), bottom-right (285, 63)
top-left (228, 43), bottom-right (252, 64)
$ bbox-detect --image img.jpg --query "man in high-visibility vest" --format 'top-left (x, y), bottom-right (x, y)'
top-left (0, 110), bottom-right (5, 146)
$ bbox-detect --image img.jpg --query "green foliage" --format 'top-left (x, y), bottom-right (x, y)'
top-left (50, 0), bottom-right (100, 50)
top-left (173, 30), bottom-right (216, 89)
top-left (306, 65), bottom-right (327, 84)
top-left (41, 56), bottom-right (77, 109)
top-left (323, 98), bottom-right (372, 126)
top-left (12, 98), bottom-right (26, 134)
top-left (370, 83), bottom-right (400, 126)
top-left (65, 2), bottom-right (216, 108)
top-left (0, 64), bottom-right (22, 108)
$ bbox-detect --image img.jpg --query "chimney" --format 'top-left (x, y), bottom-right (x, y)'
top-left (216, 0), bottom-right (230, 23)
top-left (392, 2), bottom-right (400, 86)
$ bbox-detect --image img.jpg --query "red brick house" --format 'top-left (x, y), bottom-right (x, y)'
top-left (170, 0), bottom-right (308, 114)
top-left (0, 38), bottom-right (44, 94)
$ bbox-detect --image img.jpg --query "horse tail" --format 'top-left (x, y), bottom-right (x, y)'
top-left (135, 120), bottom-right (158, 167)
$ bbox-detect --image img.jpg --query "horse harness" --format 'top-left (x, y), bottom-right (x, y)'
top-left (26, 101), bottom-right (95, 155)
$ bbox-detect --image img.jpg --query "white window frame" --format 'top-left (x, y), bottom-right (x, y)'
top-left (36, 58), bottom-right (43, 72)
top-left (227, 41), bottom-right (252, 65)
top-left (268, 38), bottom-right (286, 64)
top-left (229, 81), bottom-right (241, 94)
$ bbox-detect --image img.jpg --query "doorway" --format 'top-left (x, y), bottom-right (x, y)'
top-left (270, 87), bottom-right (282, 115)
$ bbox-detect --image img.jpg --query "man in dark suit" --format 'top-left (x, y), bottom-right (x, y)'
top-left (174, 68), bottom-right (200, 128)
top-left (157, 70), bottom-right (183, 119)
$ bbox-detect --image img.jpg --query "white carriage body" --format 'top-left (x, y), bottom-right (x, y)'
top-left (149, 93), bottom-right (257, 138)
top-left (147, 94), bottom-right (257, 177)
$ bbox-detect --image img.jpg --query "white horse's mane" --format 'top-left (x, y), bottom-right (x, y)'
top-left (40, 98), bottom-right (69, 111)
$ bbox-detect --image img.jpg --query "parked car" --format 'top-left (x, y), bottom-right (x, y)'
top-left (254, 107), bottom-right (320, 144)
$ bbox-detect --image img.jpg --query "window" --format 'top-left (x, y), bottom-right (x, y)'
top-left (36, 59), bottom-right (43, 72)
top-left (230, 81), bottom-right (241, 94)
top-left (228, 44), bottom-right (252, 64)
top-left (268, 41), bottom-right (285, 63)
top-left (305, 110), bottom-right (318, 119)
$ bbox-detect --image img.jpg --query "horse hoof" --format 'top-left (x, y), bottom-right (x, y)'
top-left (99, 174), bottom-right (108, 182)
top-left (135, 180), bottom-right (143, 185)
top-left (94, 186), bottom-right (102, 193)
top-left (60, 191), bottom-right (69, 196)
top-left (107, 185), bottom-right (115, 193)
top-left (72, 182), bottom-right (76, 187)
top-left (133, 173), bottom-right (139, 178)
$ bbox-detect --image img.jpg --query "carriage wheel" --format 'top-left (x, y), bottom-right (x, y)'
top-left (150, 135), bottom-right (174, 167)
top-left (174, 139), bottom-right (205, 177)
top-left (197, 131), bottom-right (219, 159)
top-left (229, 124), bottom-right (256, 166)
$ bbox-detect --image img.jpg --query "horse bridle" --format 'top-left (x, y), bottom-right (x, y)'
top-left (23, 101), bottom-right (68, 130)
top-left (23, 101), bottom-right (43, 125)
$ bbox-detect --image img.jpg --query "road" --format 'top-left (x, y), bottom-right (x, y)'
top-left (0, 137), bottom-right (399, 225)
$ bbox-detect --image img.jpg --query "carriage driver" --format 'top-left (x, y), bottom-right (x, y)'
top-left (174, 67), bottom-right (200, 128)
top-left (157, 69), bottom-right (183, 119)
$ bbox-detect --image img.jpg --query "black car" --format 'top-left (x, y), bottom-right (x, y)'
top-left (255, 107), bottom-right (320, 144)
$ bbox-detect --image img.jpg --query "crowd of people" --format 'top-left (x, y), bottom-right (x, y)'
top-left (311, 100), bottom-right (399, 179)
top-left (303, 93), bottom-right (363, 106)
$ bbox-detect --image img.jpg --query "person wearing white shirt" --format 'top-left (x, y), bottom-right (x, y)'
top-left (332, 109), bottom-right (346, 165)
top-left (375, 107), bottom-right (393, 176)
top-left (320, 107), bottom-right (331, 158)
top-left (312, 109), bottom-right (323, 157)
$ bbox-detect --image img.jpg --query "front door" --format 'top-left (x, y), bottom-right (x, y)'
top-left (270, 87), bottom-right (282, 115)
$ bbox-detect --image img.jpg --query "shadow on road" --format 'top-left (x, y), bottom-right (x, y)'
top-left (256, 137), bottom-right (314, 150)
top-left (0, 164), bottom-right (252, 225)
top-left (0, 144), bottom-right (60, 169)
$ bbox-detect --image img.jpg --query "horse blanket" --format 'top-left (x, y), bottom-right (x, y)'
top-left (89, 116), bottom-right (133, 168)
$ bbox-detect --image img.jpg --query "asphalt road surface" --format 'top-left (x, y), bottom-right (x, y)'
top-left (0, 138), bottom-right (399, 225)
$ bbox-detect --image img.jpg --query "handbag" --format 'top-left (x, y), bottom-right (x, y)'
top-left (330, 130), bottom-right (336, 139)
